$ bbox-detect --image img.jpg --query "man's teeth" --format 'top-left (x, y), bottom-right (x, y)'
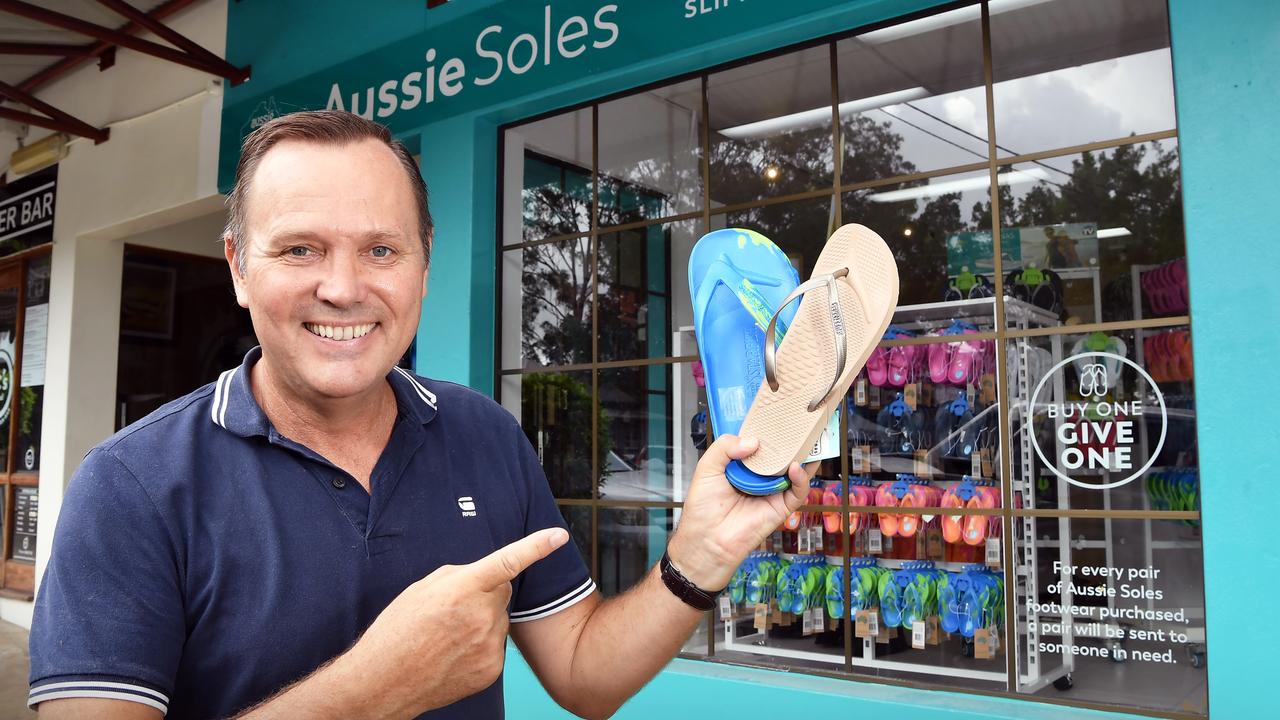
top-left (305, 323), bottom-right (377, 341)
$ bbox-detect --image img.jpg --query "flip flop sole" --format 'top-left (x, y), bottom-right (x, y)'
top-left (738, 224), bottom-right (899, 477)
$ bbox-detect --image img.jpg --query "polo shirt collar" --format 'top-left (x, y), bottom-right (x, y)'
top-left (210, 346), bottom-right (438, 438)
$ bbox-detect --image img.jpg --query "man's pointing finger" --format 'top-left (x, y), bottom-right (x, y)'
top-left (468, 527), bottom-right (569, 589)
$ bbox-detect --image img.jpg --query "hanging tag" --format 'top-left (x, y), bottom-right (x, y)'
top-left (802, 608), bottom-right (815, 636)
top-left (975, 627), bottom-right (994, 659)
top-left (915, 449), bottom-right (931, 478)
top-left (829, 613), bottom-right (840, 631)
top-left (868, 528), bottom-right (883, 554)
top-left (870, 447), bottom-right (882, 471)
top-left (855, 609), bottom-right (871, 638)
top-left (855, 377), bottom-right (868, 406)
top-left (904, 382), bottom-right (918, 410)
top-left (971, 452), bottom-right (982, 478)
top-left (851, 445), bottom-right (864, 471)
top-left (876, 621), bottom-right (892, 644)
top-left (912, 620), bottom-right (927, 649)
top-left (771, 532), bottom-right (783, 552)
top-left (966, 383), bottom-right (976, 406)
top-left (870, 385), bottom-right (882, 409)
top-left (926, 527), bottom-right (945, 561)
top-left (719, 595), bottom-right (732, 619)
top-left (753, 603), bottom-right (768, 630)
top-left (981, 449), bottom-right (994, 477)
top-left (926, 615), bottom-right (941, 645)
top-left (980, 373), bottom-right (997, 405)
top-left (770, 600), bottom-right (783, 626)
top-left (813, 525), bottom-right (824, 550)
top-left (986, 537), bottom-right (1001, 567)
top-left (798, 526), bottom-right (811, 553)
top-left (860, 445), bottom-right (872, 472)
top-left (883, 534), bottom-right (894, 552)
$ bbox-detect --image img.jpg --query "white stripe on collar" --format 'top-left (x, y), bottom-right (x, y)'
top-left (210, 368), bottom-right (234, 428)
top-left (393, 366), bottom-right (437, 408)
top-left (218, 367), bottom-right (238, 428)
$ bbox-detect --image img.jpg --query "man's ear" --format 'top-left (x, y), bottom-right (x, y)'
top-left (224, 235), bottom-right (251, 308)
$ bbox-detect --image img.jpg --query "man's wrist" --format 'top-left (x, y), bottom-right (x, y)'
top-left (665, 532), bottom-right (732, 592)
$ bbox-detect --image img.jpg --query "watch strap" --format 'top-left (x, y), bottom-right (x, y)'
top-left (660, 550), bottom-right (724, 611)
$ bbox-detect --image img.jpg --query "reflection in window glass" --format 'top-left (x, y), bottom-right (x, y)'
top-left (708, 46), bottom-right (834, 207)
top-left (837, 10), bottom-right (987, 184)
top-left (597, 220), bottom-right (698, 363)
top-left (501, 372), bottom-right (596, 499)
top-left (844, 170), bottom-right (991, 309)
top-left (502, 239), bottom-right (593, 369)
top-left (598, 80), bottom-right (703, 226)
top-left (1015, 518), bottom-right (1206, 715)
top-left (505, 108), bottom-right (593, 244)
top-left (991, 0), bottom-right (1176, 157)
top-left (721, 196), bottom-right (836, 280)
top-left (998, 139), bottom-right (1184, 325)
top-left (17, 255), bottom-right (49, 473)
top-left (598, 507), bottom-right (670, 596)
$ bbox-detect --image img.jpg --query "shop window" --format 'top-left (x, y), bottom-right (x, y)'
top-left (116, 247), bottom-right (257, 429)
top-left (497, 0), bottom-right (1201, 715)
top-left (0, 250), bottom-right (51, 597)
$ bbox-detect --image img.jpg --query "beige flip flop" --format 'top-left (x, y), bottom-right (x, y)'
top-left (737, 224), bottom-right (899, 477)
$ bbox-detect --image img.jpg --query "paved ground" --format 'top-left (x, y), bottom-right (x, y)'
top-left (0, 621), bottom-right (34, 718)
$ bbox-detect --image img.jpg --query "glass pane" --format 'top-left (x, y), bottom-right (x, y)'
top-left (597, 219), bottom-right (699, 363)
top-left (997, 139), bottom-right (1185, 327)
top-left (1009, 325), bottom-right (1197, 513)
top-left (837, 7), bottom-right (988, 184)
top-left (1015, 517), bottom-right (1206, 715)
top-left (0, 269), bottom-right (18, 471)
top-left (558, 504), bottom-right (592, 572)
top-left (843, 169), bottom-right (993, 313)
top-left (504, 108), bottom-right (593, 245)
top-left (991, 0), bottom-right (1176, 157)
top-left (501, 238), bottom-right (593, 369)
top-left (708, 45), bottom-right (834, 207)
top-left (598, 365), bottom-right (701, 504)
top-left (597, 507), bottom-right (710, 655)
top-left (501, 371), bottom-right (595, 499)
top-left (720, 195), bottom-right (837, 281)
top-left (17, 255), bottom-right (50, 472)
top-left (598, 79), bottom-right (703, 226)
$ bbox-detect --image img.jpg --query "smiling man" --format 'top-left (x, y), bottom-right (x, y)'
top-left (27, 111), bottom-right (812, 720)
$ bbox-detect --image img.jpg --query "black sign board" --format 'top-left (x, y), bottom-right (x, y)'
top-left (12, 486), bottom-right (37, 562)
top-left (0, 166), bottom-right (57, 258)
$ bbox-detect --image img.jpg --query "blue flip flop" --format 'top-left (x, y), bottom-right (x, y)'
top-left (689, 229), bottom-right (801, 495)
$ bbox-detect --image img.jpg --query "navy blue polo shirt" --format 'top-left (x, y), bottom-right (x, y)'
top-left (28, 347), bottom-right (594, 719)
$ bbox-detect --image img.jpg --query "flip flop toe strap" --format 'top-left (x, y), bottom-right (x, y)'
top-left (763, 267), bottom-right (850, 411)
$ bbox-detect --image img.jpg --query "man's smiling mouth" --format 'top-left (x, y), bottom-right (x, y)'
top-left (304, 322), bottom-right (378, 341)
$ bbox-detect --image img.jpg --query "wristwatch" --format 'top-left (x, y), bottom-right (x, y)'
top-left (660, 550), bottom-right (725, 611)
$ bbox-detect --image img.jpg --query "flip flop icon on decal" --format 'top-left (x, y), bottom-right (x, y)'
top-left (1078, 363), bottom-right (1108, 398)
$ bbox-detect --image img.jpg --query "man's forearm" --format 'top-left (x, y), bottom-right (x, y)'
top-left (564, 561), bottom-right (707, 718)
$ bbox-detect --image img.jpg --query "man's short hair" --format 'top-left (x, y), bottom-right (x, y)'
top-left (223, 110), bottom-right (433, 275)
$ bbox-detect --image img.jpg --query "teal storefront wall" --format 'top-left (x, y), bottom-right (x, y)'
top-left (222, 1), bottom-right (1278, 716)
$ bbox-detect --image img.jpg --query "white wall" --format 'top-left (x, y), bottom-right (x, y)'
top-left (0, 2), bottom-right (230, 628)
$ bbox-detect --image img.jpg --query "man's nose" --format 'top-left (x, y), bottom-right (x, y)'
top-left (315, 253), bottom-right (366, 307)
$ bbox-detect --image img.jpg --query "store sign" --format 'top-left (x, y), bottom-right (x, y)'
top-left (220, 0), bottom-right (939, 190)
top-left (1029, 351), bottom-right (1167, 490)
top-left (0, 166), bottom-right (56, 257)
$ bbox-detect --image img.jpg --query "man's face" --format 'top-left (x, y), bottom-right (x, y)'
top-left (227, 138), bottom-right (428, 401)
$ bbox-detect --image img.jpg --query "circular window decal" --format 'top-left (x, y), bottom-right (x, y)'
top-left (1028, 351), bottom-right (1167, 490)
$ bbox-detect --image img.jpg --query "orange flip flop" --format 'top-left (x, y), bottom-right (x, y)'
top-left (737, 224), bottom-right (899, 478)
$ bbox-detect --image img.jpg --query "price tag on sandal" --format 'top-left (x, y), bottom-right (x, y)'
top-left (870, 447), bottom-right (881, 471)
top-left (986, 537), bottom-right (1001, 567)
top-left (813, 525), bottom-right (824, 550)
top-left (971, 452), bottom-right (982, 478)
top-left (855, 609), bottom-right (871, 638)
top-left (926, 615), bottom-right (941, 645)
top-left (719, 595), bottom-right (732, 618)
top-left (912, 620), bottom-right (926, 649)
top-left (850, 445), bottom-right (864, 471)
top-left (870, 385), bottom-right (882, 409)
top-left (926, 527), bottom-right (945, 561)
top-left (904, 382), bottom-right (918, 410)
top-left (868, 528), bottom-right (883, 554)
top-left (753, 603), bottom-right (768, 631)
top-left (966, 383), bottom-right (976, 406)
top-left (798, 526), bottom-right (811, 553)
top-left (981, 449), bottom-right (994, 477)
top-left (915, 449), bottom-right (931, 478)
top-left (855, 377), bottom-right (868, 407)
top-left (802, 608), bottom-right (815, 636)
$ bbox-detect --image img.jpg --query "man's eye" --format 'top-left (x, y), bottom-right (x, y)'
top-left (371, 246), bottom-right (393, 258)
top-left (287, 246), bottom-right (311, 257)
